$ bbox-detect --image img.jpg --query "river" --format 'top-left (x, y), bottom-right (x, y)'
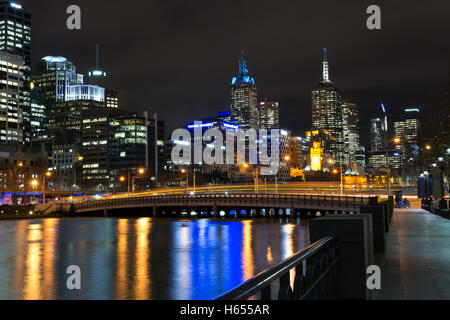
top-left (0, 217), bottom-right (309, 300)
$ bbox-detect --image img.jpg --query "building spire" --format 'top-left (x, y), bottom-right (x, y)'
top-left (322, 48), bottom-right (331, 84)
top-left (96, 43), bottom-right (99, 69)
top-left (238, 51), bottom-right (249, 77)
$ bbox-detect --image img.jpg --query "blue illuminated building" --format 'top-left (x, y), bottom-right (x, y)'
top-left (230, 53), bottom-right (258, 130)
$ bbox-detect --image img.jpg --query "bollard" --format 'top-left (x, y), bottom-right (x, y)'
top-left (359, 205), bottom-right (386, 253)
top-left (310, 214), bottom-right (374, 300)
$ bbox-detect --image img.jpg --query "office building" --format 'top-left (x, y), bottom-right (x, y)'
top-left (0, 2), bottom-right (31, 143)
top-left (81, 106), bottom-right (132, 191)
top-left (66, 84), bottom-right (105, 102)
top-left (108, 112), bottom-right (165, 189)
top-left (342, 100), bottom-right (361, 165)
top-left (32, 56), bottom-right (83, 104)
top-left (230, 53), bottom-right (258, 130)
top-left (217, 111), bottom-right (231, 123)
top-left (0, 143), bottom-right (47, 204)
top-left (311, 49), bottom-right (344, 165)
top-left (259, 99), bottom-right (279, 129)
top-left (0, 51), bottom-right (24, 143)
top-left (394, 109), bottom-right (420, 155)
top-left (355, 146), bottom-right (366, 169)
top-left (51, 130), bottom-right (82, 190)
top-left (30, 86), bottom-right (46, 139)
top-left (370, 118), bottom-right (386, 153)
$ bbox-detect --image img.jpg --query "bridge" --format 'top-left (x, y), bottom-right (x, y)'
top-left (72, 193), bottom-right (376, 216)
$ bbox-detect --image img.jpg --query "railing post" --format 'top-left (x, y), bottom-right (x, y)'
top-left (261, 285), bottom-right (271, 300)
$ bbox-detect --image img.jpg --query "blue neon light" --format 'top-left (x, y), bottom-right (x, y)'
top-left (231, 76), bottom-right (255, 85)
top-left (218, 111), bottom-right (230, 116)
top-left (381, 103), bottom-right (386, 113)
top-left (223, 123), bottom-right (239, 130)
top-left (187, 123), bottom-right (215, 129)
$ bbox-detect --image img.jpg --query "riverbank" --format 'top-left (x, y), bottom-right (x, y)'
top-left (0, 204), bottom-right (71, 221)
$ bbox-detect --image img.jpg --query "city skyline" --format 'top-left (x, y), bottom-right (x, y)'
top-left (19, 0), bottom-right (449, 147)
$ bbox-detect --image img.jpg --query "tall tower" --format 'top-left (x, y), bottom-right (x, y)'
top-left (311, 48), bottom-right (345, 165)
top-left (322, 48), bottom-right (332, 85)
top-left (88, 44), bottom-right (107, 86)
top-left (87, 44), bottom-right (119, 109)
top-left (342, 100), bottom-right (361, 166)
top-left (0, 2), bottom-right (32, 143)
top-left (370, 118), bottom-right (386, 153)
top-left (230, 52), bottom-right (258, 130)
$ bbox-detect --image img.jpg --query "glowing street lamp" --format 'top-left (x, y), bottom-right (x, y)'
top-left (181, 168), bottom-right (188, 190)
top-left (31, 179), bottom-right (38, 188)
top-left (43, 171), bottom-right (52, 204)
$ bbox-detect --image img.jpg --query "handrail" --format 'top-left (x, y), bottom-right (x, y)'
top-left (215, 236), bottom-right (339, 300)
top-left (73, 193), bottom-right (376, 211)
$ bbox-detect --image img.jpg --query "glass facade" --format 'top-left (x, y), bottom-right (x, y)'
top-left (0, 51), bottom-right (23, 143)
top-left (0, 2), bottom-right (31, 143)
top-left (230, 55), bottom-right (258, 130)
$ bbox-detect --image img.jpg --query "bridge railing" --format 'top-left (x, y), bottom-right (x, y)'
top-left (215, 236), bottom-right (339, 300)
top-left (73, 193), bottom-right (374, 211)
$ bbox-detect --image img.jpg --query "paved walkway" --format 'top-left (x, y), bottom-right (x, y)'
top-left (376, 209), bottom-right (450, 300)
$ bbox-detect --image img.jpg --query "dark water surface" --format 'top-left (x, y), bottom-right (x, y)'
top-left (0, 217), bottom-right (309, 300)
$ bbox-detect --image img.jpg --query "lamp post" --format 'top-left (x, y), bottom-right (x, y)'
top-left (181, 168), bottom-right (188, 192)
top-left (121, 168), bottom-right (146, 195)
top-left (329, 159), bottom-right (343, 195)
top-left (253, 166), bottom-right (259, 194)
top-left (43, 171), bottom-right (52, 204)
top-left (12, 162), bottom-right (24, 206)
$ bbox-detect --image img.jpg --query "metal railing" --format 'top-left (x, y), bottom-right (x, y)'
top-left (215, 237), bottom-right (339, 300)
top-left (74, 193), bottom-right (374, 211)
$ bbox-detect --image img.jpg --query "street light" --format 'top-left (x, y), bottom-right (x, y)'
top-left (31, 179), bottom-right (38, 188)
top-left (43, 171), bottom-right (52, 204)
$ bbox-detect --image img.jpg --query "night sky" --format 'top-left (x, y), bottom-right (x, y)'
top-left (21, 0), bottom-right (449, 146)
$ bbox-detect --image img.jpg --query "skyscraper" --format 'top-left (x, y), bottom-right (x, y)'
top-left (394, 109), bottom-right (421, 148)
top-left (311, 48), bottom-right (344, 164)
top-left (87, 44), bottom-right (119, 109)
top-left (230, 53), bottom-right (258, 130)
top-left (259, 99), bottom-right (279, 129)
top-left (370, 118), bottom-right (386, 153)
top-left (0, 2), bottom-right (31, 143)
top-left (0, 51), bottom-right (24, 143)
top-left (32, 56), bottom-right (83, 104)
top-left (342, 100), bottom-right (361, 165)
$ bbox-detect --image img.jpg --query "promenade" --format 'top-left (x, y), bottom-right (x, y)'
top-left (376, 208), bottom-right (450, 300)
